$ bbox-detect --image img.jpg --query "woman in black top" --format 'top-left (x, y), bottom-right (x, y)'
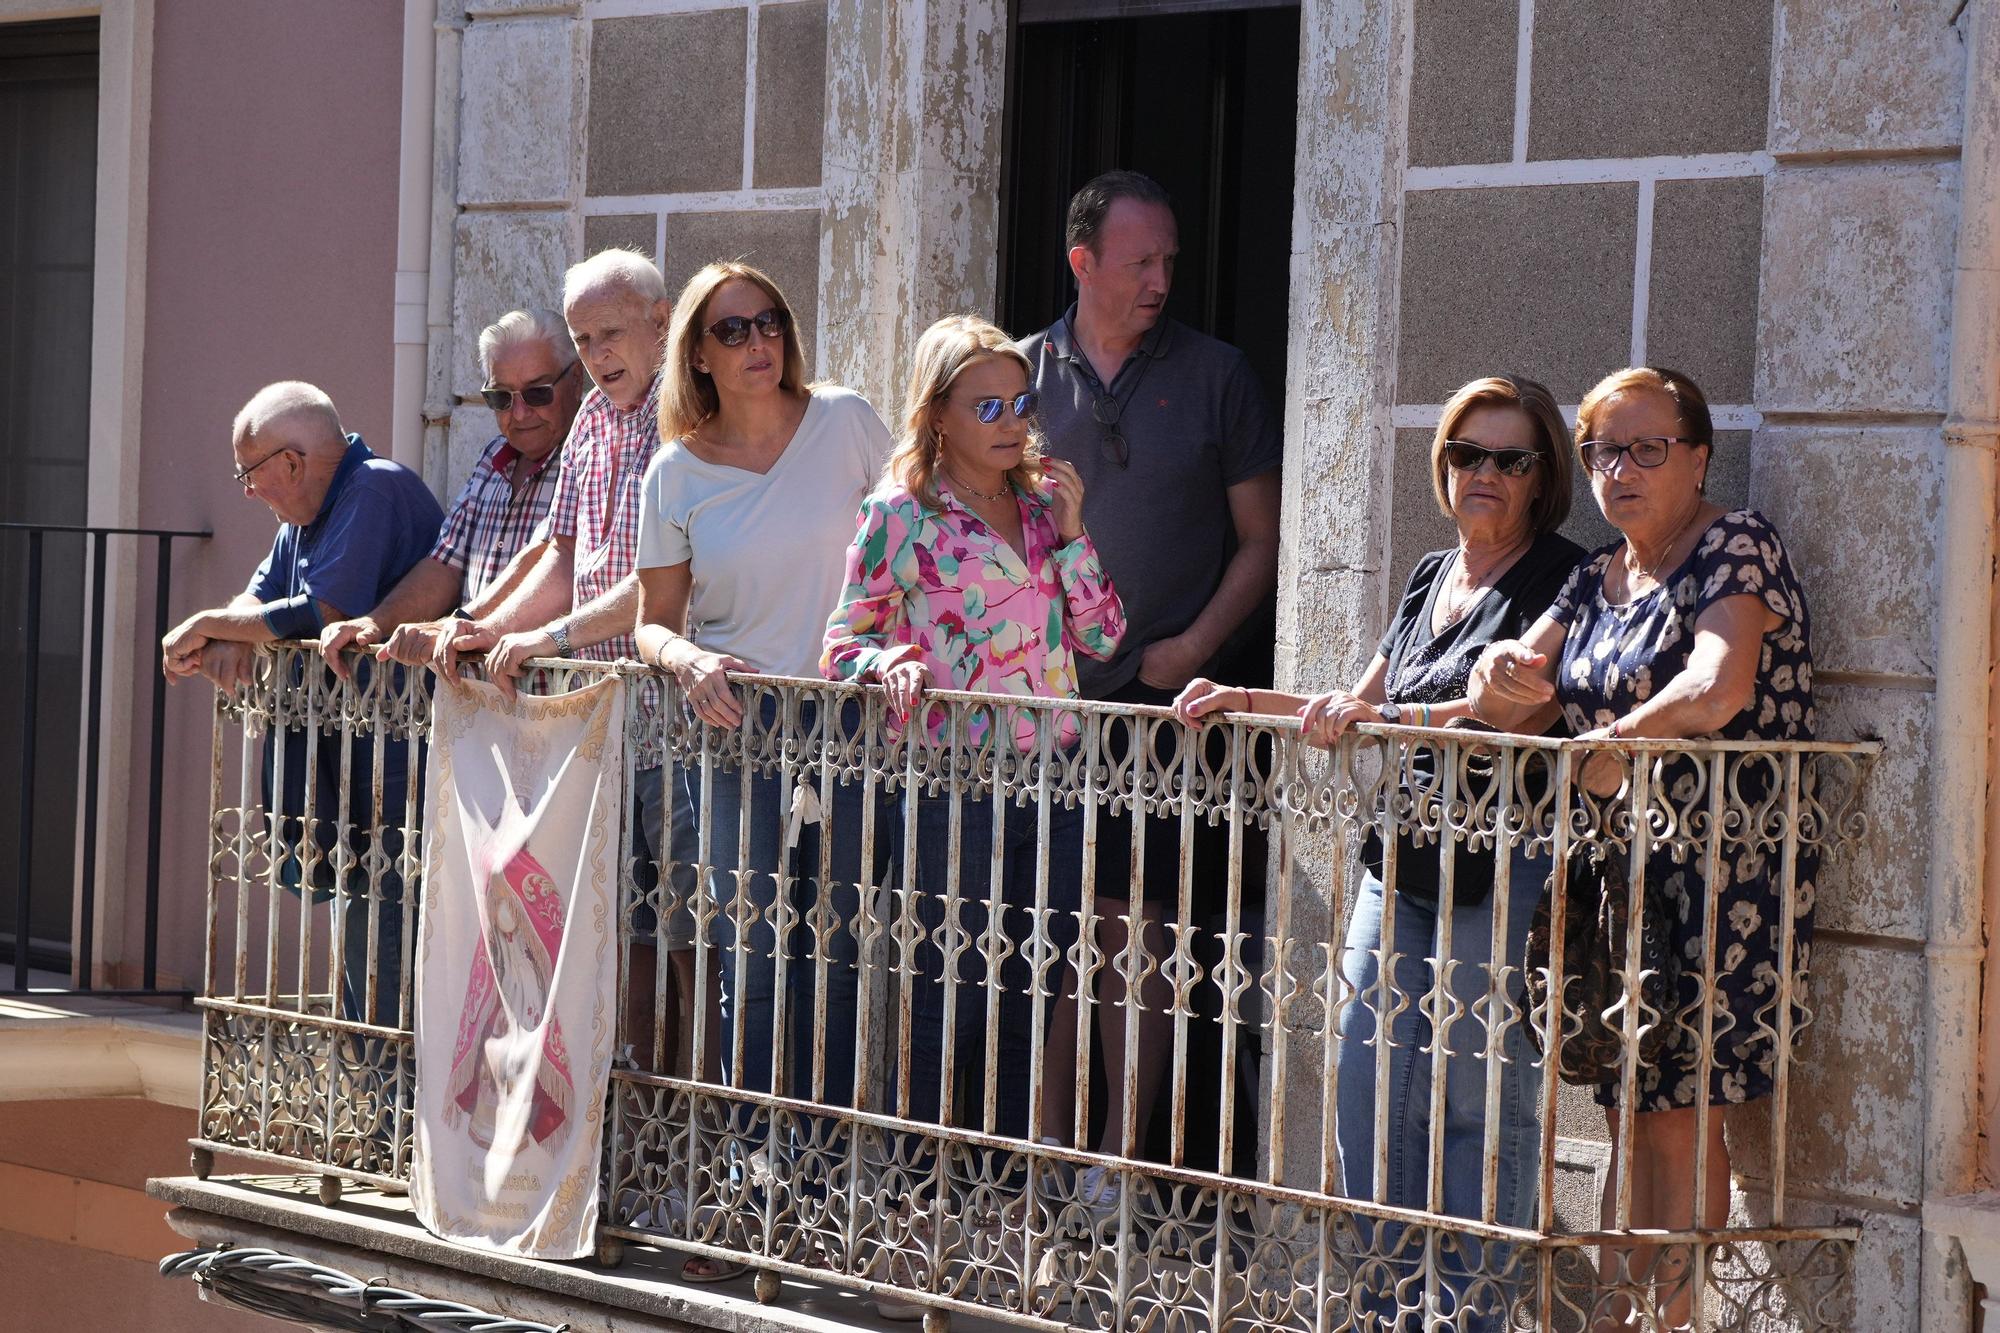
top-left (1179, 375), bottom-right (1581, 1327)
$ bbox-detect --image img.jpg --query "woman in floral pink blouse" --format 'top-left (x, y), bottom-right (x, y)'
top-left (822, 313), bottom-right (1123, 1147)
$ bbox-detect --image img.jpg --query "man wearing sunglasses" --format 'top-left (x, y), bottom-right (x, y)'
top-left (319, 309), bottom-right (585, 677)
top-left (431, 248), bottom-right (670, 687)
top-left (1016, 170), bottom-right (1282, 1174)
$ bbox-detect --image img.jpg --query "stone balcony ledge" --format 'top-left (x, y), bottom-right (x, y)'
top-left (0, 988), bottom-right (200, 1107)
top-left (1922, 1189), bottom-right (2000, 1317)
top-left (151, 1174), bottom-right (1015, 1333)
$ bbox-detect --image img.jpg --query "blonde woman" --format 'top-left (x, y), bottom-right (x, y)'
top-left (822, 314), bottom-right (1124, 1154)
top-left (633, 263), bottom-right (891, 1262)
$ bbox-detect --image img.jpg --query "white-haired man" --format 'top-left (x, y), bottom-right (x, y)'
top-left (162, 382), bottom-right (443, 1026)
top-left (317, 308), bottom-right (585, 675)
top-left (437, 249), bottom-right (698, 1083)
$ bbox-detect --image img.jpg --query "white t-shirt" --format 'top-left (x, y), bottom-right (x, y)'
top-left (636, 386), bottom-right (892, 677)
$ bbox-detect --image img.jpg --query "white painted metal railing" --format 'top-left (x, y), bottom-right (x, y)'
top-left (190, 645), bottom-right (1875, 1332)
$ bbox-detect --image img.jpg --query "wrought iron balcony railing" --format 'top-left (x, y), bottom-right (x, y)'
top-left (187, 644), bottom-right (1875, 1332)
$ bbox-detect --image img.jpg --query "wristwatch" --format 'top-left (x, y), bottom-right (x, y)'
top-left (549, 618), bottom-right (572, 657)
top-left (1376, 702), bottom-right (1402, 724)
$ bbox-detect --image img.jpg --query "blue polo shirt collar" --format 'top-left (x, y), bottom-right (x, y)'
top-left (306, 434), bottom-right (373, 531)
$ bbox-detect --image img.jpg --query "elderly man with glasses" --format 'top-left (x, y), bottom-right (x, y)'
top-left (317, 308), bottom-right (585, 675)
top-left (430, 248), bottom-right (697, 1082)
top-left (161, 381), bottom-right (444, 1030)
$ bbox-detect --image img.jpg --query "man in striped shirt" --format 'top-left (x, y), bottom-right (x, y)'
top-left (437, 249), bottom-right (668, 680)
top-left (318, 309), bottom-right (584, 674)
top-left (432, 250), bottom-right (696, 1087)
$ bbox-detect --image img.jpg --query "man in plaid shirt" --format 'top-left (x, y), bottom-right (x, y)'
top-left (434, 249), bottom-right (701, 1090)
top-left (318, 308), bottom-right (583, 674)
top-left (439, 249), bottom-right (669, 680)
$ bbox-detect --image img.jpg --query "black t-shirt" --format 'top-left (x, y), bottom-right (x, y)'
top-left (1363, 530), bottom-right (1584, 902)
top-left (1377, 530), bottom-right (1585, 710)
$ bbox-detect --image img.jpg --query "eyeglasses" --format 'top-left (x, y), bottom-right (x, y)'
top-left (480, 359), bottom-right (576, 412)
top-left (231, 446), bottom-right (299, 487)
top-left (965, 391), bottom-right (1038, 424)
top-left (1578, 435), bottom-right (1695, 472)
top-left (1092, 394), bottom-right (1129, 468)
top-left (703, 307), bottom-right (789, 348)
top-left (1443, 440), bottom-right (1541, 476)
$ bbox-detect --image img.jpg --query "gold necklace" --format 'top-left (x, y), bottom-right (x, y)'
top-left (1439, 536), bottom-right (1528, 627)
top-left (1625, 507), bottom-right (1704, 588)
top-left (945, 468), bottom-right (1012, 503)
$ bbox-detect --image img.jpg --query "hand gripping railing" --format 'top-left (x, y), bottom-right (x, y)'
top-left (189, 644), bottom-right (1877, 1332)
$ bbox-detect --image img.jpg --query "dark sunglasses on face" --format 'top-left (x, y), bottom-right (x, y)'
top-left (480, 359), bottom-right (577, 412)
top-left (1443, 440), bottom-right (1541, 476)
top-left (704, 307), bottom-right (789, 348)
top-left (967, 391), bottom-right (1039, 424)
top-left (1578, 435), bottom-right (1693, 472)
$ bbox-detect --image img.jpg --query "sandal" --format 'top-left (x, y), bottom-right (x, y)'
top-left (681, 1255), bottom-right (751, 1284)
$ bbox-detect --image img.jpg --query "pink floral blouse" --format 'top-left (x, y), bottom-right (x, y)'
top-left (820, 476), bottom-right (1125, 748)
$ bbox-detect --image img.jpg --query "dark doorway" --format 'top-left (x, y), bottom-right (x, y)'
top-left (999, 0), bottom-right (1299, 1177)
top-left (0, 17), bottom-right (97, 972)
top-left (999, 2), bottom-right (1300, 407)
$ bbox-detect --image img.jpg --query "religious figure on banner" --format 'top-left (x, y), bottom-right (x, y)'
top-left (442, 791), bottom-right (576, 1157)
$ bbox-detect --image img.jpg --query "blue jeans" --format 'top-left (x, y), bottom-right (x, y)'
top-left (901, 790), bottom-right (1083, 1140)
top-left (335, 873), bottom-right (406, 1029)
top-left (677, 701), bottom-right (874, 1107)
top-left (1334, 845), bottom-right (1546, 1330)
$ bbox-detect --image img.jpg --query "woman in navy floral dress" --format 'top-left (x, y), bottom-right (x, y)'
top-left (1468, 367), bottom-right (1813, 1328)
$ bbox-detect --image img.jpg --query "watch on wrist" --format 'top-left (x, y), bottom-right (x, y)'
top-left (549, 619), bottom-right (572, 657)
top-left (1376, 701), bottom-right (1402, 724)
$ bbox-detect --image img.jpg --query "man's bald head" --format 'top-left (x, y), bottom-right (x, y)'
top-left (231, 381), bottom-right (346, 456)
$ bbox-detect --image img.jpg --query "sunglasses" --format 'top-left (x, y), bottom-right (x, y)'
top-left (1443, 440), bottom-right (1541, 476)
top-left (965, 391), bottom-right (1038, 424)
top-left (1578, 436), bottom-right (1694, 472)
top-left (1092, 393), bottom-right (1129, 468)
top-left (703, 307), bottom-right (789, 347)
top-left (231, 445), bottom-right (299, 487)
top-left (480, 359), bottom-right (577, 412)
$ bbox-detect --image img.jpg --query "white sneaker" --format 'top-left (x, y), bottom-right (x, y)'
top-left (1076, 1163), bottom-right (1122, 1227)
top-left (873, 1293), bottom-right (926, 1322)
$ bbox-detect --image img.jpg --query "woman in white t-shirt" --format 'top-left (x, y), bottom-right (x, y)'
top-left (632, 263), bottom-right (892, 1256)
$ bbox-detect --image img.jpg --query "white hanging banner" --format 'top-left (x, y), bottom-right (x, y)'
top-left (411, 676), bottom-right (625, 1260)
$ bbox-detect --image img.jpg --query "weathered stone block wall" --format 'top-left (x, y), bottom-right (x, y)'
top-left (440, 0), bottom-right (829, 499)
top-left (582, 1), bottom-right (828, 357)
top-left (1374, 0), bottom-right (1969, 1323)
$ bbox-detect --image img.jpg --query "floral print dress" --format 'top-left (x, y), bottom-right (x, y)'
top-left (820, 475), bottom-right (1125, 749)
top-left (1545, 509), bottom-right (1816, 1110)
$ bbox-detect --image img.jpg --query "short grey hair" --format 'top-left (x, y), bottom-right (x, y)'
top-left (561, 247), bottom-right (668, 311)
top-left (232, 381), bottom-right (345, 451)
top-left (477, 307), bottom-right (578, 383)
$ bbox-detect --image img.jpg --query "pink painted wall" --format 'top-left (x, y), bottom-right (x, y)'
top-left (131, 2), bottom-right (405, 989)
top-left (0, 1098), bottom-right (279, 1330)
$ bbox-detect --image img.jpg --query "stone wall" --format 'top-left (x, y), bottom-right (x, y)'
top-left (1374, 0), bottom-right (1970, 1324)
top-left (440, 0), bottom-right (830, 500)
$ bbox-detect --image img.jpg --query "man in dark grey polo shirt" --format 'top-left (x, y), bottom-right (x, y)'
top-left (1018, 170), bottom-right (1280, 1169)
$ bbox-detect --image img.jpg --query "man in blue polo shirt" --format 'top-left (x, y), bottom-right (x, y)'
top-left (164, 381), bottom-right (443, 1027)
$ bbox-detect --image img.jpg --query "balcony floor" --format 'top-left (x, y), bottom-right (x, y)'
top-left (151, 1173), bottom-right (1025, 1333)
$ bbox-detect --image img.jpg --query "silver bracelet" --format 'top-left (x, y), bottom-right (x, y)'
top-left (549, 618), bottom-right (571, 657)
